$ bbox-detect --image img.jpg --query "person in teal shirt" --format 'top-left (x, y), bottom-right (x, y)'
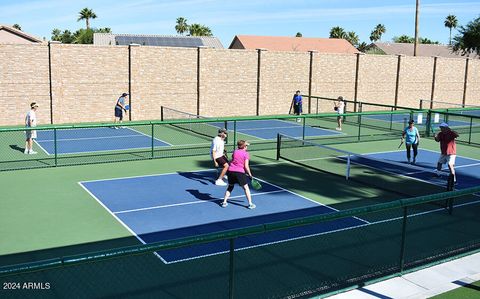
top-left (402, 119), bottom-right (420, 164)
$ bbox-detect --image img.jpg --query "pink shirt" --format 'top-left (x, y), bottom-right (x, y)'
top-left (228, 149), bottom-right (250, 173)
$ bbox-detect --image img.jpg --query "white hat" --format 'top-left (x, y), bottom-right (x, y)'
top-left (439, 122), bottom-right (449, 128)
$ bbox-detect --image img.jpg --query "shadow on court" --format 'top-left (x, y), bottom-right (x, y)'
top-left (9, 145), bottom-right (25, 153)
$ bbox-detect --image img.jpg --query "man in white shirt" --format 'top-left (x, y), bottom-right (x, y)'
top-left (335, 96), bottom-right (345, 131)
top-left (211, 128), bottom-right (229, 186)
top-left (25, 102), bottom-right (39, 154)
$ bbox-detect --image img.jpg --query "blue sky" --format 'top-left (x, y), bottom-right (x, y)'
top-left (2, 0), bottom-right (480, 46)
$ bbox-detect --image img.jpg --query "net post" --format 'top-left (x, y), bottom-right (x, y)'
top-left (469, 117), bottom-right (473, 144)
top-left (232, 121), bottom-right (237, 152)
top-left (54, 128), bottom-right (58, 166)
top-left (151, 124), bottom-right (155, 158)
top-left (302, 117), bottom-right (306, 140)
top-left (399, 206), bottom-right (408, 273)
top-left (346, 154), bottom-right (351, 180)
top-left (229, 238), bottom-right (235, 299)
top-left (276, 134), bottom-right (281, 160)
top-left (357, 114), bottom-right (362, 142)
top-left (160, 106), bottom-right (164, 121)
top-left (425, 111), bottom-right (431, 137)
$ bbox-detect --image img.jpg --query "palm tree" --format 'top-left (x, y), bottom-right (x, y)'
top-left (295, 32), bottom-right (302, 37)
top-left (374, 24), bottom-right (386, 40)
top-left (188, 24), bottom-right (212, 36)
top-left (77, 8), bottom-right (97, 30)
top-left (357, 42), bottom-right (370, 52)
top-left (329, 26), bottom-right (346, 39)
top-left (444, 14), bottom-right (458, 45)
top-left (346, 31), bottom-right (359, 46)
top-left (175, 17), bottom-right (189, 35)
top-left (370, 31), bottom-right (380, 42)
top-left (12, 24), bottom-right (22, 31)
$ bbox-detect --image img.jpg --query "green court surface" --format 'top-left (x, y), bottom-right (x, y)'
top-left (430, 280), bottom-right (480, 299)
top-left (0, 135), bottom-right (479, 298)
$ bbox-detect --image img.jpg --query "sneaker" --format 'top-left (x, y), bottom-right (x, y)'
top-left (215, 179), bottom-right (227, 186)
top-left (248, 203), bottom-right (256, 209)
top-left (29, 150), bottom-right (38, 155)
top-left (223, 175), bottom-right (228, 180)
top-left (221, 202), bottom-right (228, 208)
top-left (335, 127), bottom-right (342, 131)
top-left (24, 149), bottom-right (29, 154)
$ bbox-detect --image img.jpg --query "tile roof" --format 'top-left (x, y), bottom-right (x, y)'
top-left (372, 42), bottom-right (478, 58)
top-left (0, 24), bottom-right (43, 44)
top-left (93, 33), bottom-right (223, 48)
top-left (229, 35), bottom-right (359, 54)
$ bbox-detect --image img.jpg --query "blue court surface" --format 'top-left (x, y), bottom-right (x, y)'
top-left (35, 127), bottom-right (171, 155)
top-left (364, 112), bottom-right (480, 130)
top-left (213, 119), bottom-right (342, 140)
top-left (350, 149), bottom-right (480, 190)
top-left (80, 171), bottom-right (365, 263)
top-left (80, 149), bottom-right (479, 263)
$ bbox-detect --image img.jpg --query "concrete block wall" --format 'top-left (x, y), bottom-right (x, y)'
top-left (433, 58), bottom-right (466, 108)
top-left (0, 43), bottom-right (479, 126)
top-left (131, 46), bottom-right (197, 120)
top-left (357, 54), bottom-right (398, 110)
top-left (200, 48), bottom-right (257, 117)
top-left (466, 59), bottom-right (480, 106)
top-left (397, 56), bottom-right (434, 108)
top-left (50, 44), bottom-right (129, 124)
top-left (259, 51), bottom-right (310, 115)
top-left (311, 53), bottom-right (356, 113)
top-left (0, 44), bottom-right (49, 126)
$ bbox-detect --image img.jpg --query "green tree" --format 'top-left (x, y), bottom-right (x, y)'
top-left (393, 35), bottom-right (415, 43)
top-left (329, 26), bottom-right (346, 39)
top-left (444, 14), bottom-right (458, 45)
top-left (453, 16), bottom-right (480, 55)
top-left (357, 42), bottom-right (370, 52)
top-left (419, 37), bottom-right (439, 44)
top-left (175, 17), bottom-right (189, 35)
top-left (12, 24), bottom-right (22, 31)
top-left (77, 8), bottom-right (97, 29)
top-left (345, 31), bottom-right (359, 46)
top-left (295, 32), bottom-right (302, 37)
top-left (370, 24), bottom-right (386, 42)
top-left (188, 23), bottom-right (212, 36)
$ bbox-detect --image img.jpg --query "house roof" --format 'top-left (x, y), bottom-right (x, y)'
top-left (372, 42), bottom-right (478, 58)
top-left (229, 35), bottom-right (359, 54)
top-left (93, 33), bottom-right (224, 48)
top-left (0, 24), bottom-right (43, 44)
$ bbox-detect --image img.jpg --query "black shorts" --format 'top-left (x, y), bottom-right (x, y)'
top-left (215, 156), bottom-right (228, 167)
top-left (227, 171), bottom-right (248, 186)
top-left (115, 107), bottom-right (123, 119)
top-left (293, 104), bottom-right (302, 115)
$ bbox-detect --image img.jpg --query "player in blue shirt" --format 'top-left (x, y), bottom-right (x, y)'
top-left (292, 90), bottom-right (302, 122)
top-left (401, 119), bottom-right (420, 164)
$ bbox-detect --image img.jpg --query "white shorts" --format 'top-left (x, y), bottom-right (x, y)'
top-left (438, 154), bottom-right (456, 166)
top-left (26, 129), bottom-right (37, 139)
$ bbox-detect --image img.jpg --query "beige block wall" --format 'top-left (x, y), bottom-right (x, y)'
top-left (260, 51), bottom-right (310, 115)
top-left (465, 59), bottom-right (480, 106)
top-left (433, 57), bottom-right (466, 108)
top-left (131, 46), bottom-right (197, 120)
top-left (357, 54), bottom-right (398, 110)
top-left (397, 56), bottom-right (434, 108)
top-left (50, 44), bottom-right (129, 123)
top-left (200, 48), bottom-right (257, 117)
top-left (311, 53), bottom-right (356, 113)
top-left (0, 44), bottom-right (49, 126)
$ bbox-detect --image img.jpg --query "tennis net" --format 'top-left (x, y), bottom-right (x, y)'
top-left (420, 99), bottom-right (480, 112)
top-left (160, 106), bottom-right (226, 139)
top-left (276, 134), bottom-right (446, 198)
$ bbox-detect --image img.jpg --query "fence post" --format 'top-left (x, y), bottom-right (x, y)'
top-left (233, 121), bottom-right (237, 151)
top-left (394, 54), bottom-right (402, 110)
top-left (399, 207), bottom-right (408, 273)
top-left (302, 117), bottom-right (306, 140)
top-left (469, 117), bottom-right (473, 144)
top-left (308, 51), bottom-right (317, 114)
top-left (229, 238), bottom-right (235, 299)
top-left (151, 124), bottom-right (154, 159)
top-left (54, 128), bottom-right (58, 166)
top-left (430, 56), bottom-right (438, 109)
top-left (357, 114), bottom-right (362, 142)
top-left (276, 134), bottom-right (281, 160)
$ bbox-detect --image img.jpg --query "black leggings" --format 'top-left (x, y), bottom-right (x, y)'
top-left (405, 143), bottom-right (418, 160)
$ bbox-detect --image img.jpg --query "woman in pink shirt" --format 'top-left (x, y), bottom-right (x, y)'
top-left (221, 140), bottom-right (256, 209)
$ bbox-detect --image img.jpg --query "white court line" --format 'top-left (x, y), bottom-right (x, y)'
top-left (33, 138), bottom-right (50, 155)
top-left (77, 182), bottom-right (168, 264)
top-left (114, 190), bottom-right (286, 214)
top-left (128, 127), bottom-right (173, 146)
